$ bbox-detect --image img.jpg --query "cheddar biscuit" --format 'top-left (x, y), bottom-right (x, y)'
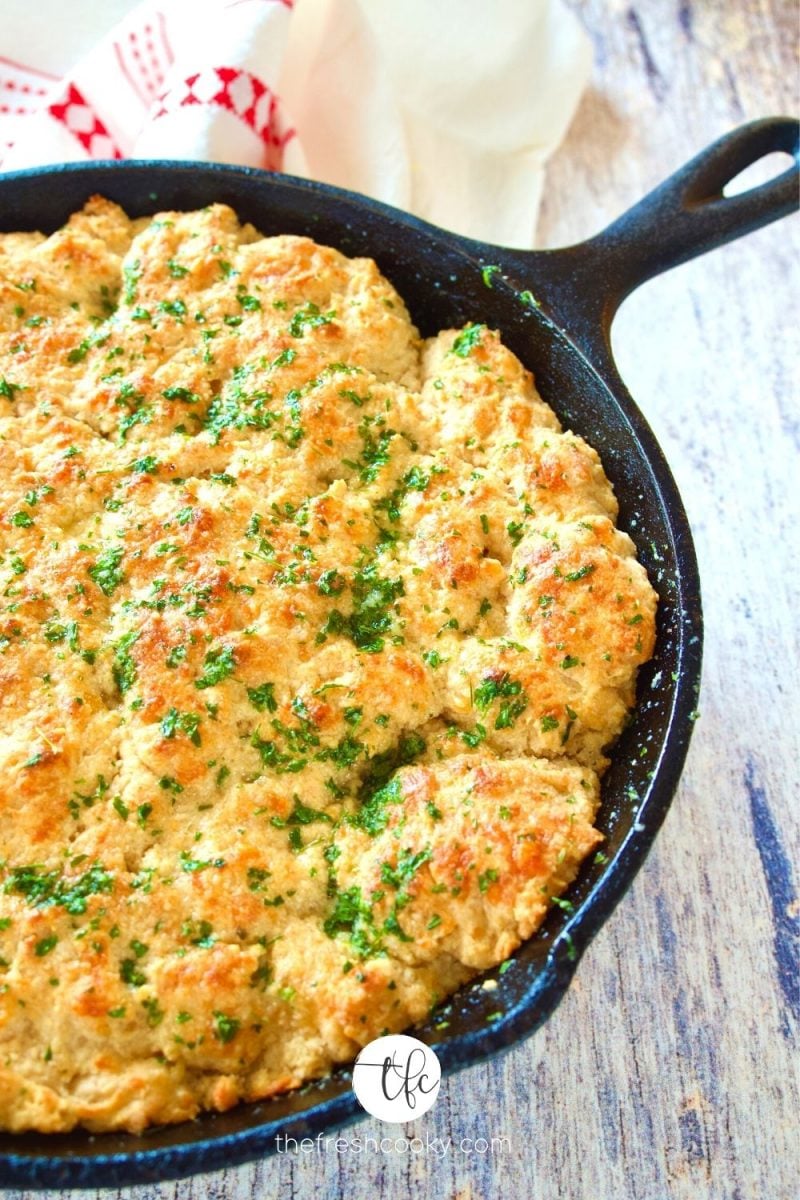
top-left (0, 200), bottom-right (656, 1132)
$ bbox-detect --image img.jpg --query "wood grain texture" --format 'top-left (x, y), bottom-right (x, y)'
top-left (6, 1), bottom-right (799, 1197)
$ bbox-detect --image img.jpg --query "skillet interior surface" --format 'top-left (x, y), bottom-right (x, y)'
top-left (0, 162), bottom-right (702, 1187)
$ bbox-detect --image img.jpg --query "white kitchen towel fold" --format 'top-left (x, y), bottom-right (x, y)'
top-left (0, 0), bottom-right (590, 248)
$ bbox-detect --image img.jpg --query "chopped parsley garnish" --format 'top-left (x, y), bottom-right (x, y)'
top-left (162, 386), bottom-right (199, 403)
top-left (461, 723), bottom-right (487, 748)
top-left (359, 733), bottom-right (425, 806)
top-left (271, 795), bottom-right (332, 849)
top-left (203, 368), bottom-right (279, 443)
top-left (317, 568), bottom-right (346, 596)
top-left (355, 777), bottom-right (402, 837)
top-left (180, 851), bottom-right (226, 873)
top-left (158, 299), bottom-right (187, 319)
top-left (160, 707), bottom-right (202, 746)
top-left (88, 545), bottom-right (125, 596)
top-left (166, 644), bottom-right (187, 669)
top-left (316, 733), bottom-right (364, 770)
top-left (130, 454), bottom-right (159, 475)
top-left (112, 631), bottom-right (140, 694)
top-left (142, 998), bottom-right (164, 1027)
top-left (507, 520), bottom-right (525, 547)
top-left (159, 775), bottom-right (183, 793)
top-left (376, 463), bottom-right (442, 523)
top-left (67, 773), bottom-right (107, 819)
top-left (3, 863), bottom-right (113, 914)
top-left (450, 323), bottom-right (484, 357)
top-left (120, 958), bottom-right (147, 987)
top-left (354, 422), bottom-right (395, 483)
top-left (236, 287), bottom-right (261, 311)
top-left (473, 672), bottom-right (528, 728)
top-left (317, 558), bottom-right (404, 654)
top-left (270, 347), bottom-right (297, 369)
top-left (118, 405), bottom-right (153, 441)
top-left (289, 301), bottom-right (336, 337)
top-left (247, 682), bottom-right (278, 712)
top-left (123, 259), bottom-right (141, 304)
top-left (561, 705), bottom-right (578, 745)
top-left (67, 327), bottom-right (109, 363)
top-left (213, 1011), bottom-right (240, 1043)
top-left (0, 377), bottom-right (21, 400)
top-left (380, 846), bottom-right (432, 890)
top-left (519, 290), bottom-right (540, 309)
top-left (478, 868), bottom-right (500, 893)
top-left (182, 918), bottom-right (215, 946)
top-left (564, 564), bottom-right (595, 582)
top-left (251, 733), bottom-right (307, 775)
top-left (323, 885), bottom-right (383, 959)
top-left (195, 644), bottom-right (236, 689)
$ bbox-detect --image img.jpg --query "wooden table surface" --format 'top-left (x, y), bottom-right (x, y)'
top-left (7, 2), bottom-right (798, 1198)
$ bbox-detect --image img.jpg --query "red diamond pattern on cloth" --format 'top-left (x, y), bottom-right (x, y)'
top-left (152, 66), bottom-right (295, 170)
top-left (49, 83), bottom-right (122, 159)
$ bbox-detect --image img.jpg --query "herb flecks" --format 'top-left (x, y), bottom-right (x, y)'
top-left (474, 671), bottom-right (528, 730)
top-left (289, 302), bottom-right (336, 338)
top-left (323, 886), bottom-right (384, 959)
top-left (3, 864), bottom-right (113, 914)
top-left (88, 546), bottom-right (125, 597)
top-left (195, 644), bottom-right (236, 690)
top-left (450, 323), bottom-right (485, 357)
top-left (317, 557), bottom-right (404, 654)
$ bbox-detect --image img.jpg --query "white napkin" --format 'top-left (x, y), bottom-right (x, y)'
top-left (0, 0), bottom-right (591, 248)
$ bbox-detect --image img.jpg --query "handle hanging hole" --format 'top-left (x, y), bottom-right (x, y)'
top-left (722, 150), bottom-right (797, 197)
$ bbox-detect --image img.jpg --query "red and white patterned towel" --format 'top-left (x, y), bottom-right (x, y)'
top-left (0, 0), bottom-right (591, 247)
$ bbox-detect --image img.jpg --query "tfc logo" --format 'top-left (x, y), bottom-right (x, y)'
top-left (352, 1035), bottom-right (441, 1122)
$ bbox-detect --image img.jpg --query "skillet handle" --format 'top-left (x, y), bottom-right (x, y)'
top-left (500, 116), bottom-right (799, 351)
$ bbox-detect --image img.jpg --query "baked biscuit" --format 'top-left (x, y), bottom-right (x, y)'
top-left (0, 199), bottom-right (656, 1132)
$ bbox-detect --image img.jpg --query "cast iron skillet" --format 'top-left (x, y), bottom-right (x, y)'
top-left (0, 117), bottom-right (797, 1189)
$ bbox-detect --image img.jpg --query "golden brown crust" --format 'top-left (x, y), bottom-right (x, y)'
top-left (0, 199), bottom-right (656, 1133)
